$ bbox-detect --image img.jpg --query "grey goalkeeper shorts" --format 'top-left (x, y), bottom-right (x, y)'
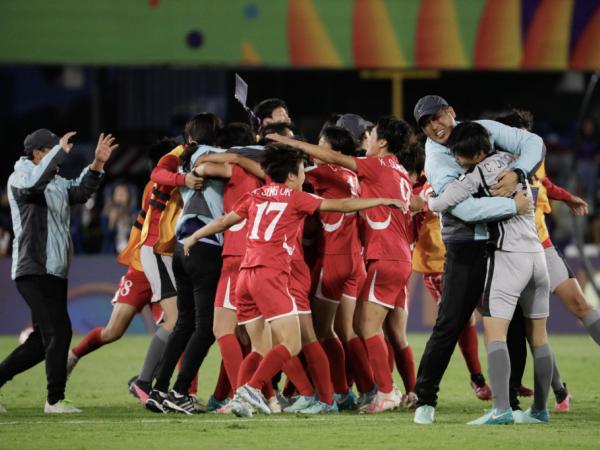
top-left (481, 250), bottom-right (550, 320)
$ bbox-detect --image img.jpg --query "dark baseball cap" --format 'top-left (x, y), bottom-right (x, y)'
top-left (336, 113), bottom-right (373, 141)
top-left (24, 129), bottom-right (59, 155)
top-left (413, 95), bottom-right (449, 127)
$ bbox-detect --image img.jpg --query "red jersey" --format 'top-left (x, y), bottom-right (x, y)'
top-left (222, 165), bottom-right (263, 257)
top-left (305, 164), bottom-right (362, 255)
top-left (233, 183), bottom-right (323, 273)
top-left (354, 155), bottom-right (412, 262)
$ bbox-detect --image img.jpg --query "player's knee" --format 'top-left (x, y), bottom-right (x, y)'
top-left (102, 327), bottom-right (124, 343)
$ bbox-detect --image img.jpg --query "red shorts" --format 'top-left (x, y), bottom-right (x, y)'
top-left (236, 267), bottom-right (297, 324)
top-left (423, 273), bottom-right (443, 304)
top-left (214, 256), bottom-right (243, 311)
top-left (111, 266), bottom-right (153, 312)
top-left (358, 260), bottom-right (411, 310)
top-left (312, 253), bottom-right (366, 303)
top-left (289, 258), bottom-right (312, 314)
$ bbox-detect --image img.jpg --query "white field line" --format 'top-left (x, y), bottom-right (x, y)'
top-left (0, 416), bottom-right (403, 426)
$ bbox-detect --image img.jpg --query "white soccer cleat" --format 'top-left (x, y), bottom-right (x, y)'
top-left (44, 399), bottom-right (82, 414)
top-left (267, 396), bottom-right (282, 414)
top-left (414, 405), bottom-right (435, 424)
top-left (236, 384), bottom-right (271, 415)
top-left (66, 350), bottom-right (79, 377)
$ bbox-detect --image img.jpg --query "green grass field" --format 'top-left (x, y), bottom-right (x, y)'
top-left (0, 333), bottom-right (599, 450)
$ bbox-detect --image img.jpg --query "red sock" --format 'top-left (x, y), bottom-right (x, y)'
top-left (262, 381), bottom-right (275, 400)
top-left (249, 345), bottom-right (292, 391)
top-left (282, 356), bottom-right (314, 397)
top-left (237, 352), bottom-right (263, 387)
top-left (213, 361), bottom-right (231, 401)
top-left (71, 327), bottom-right (104, 358)
top-left (322, 338), bottom-right (349, 394)
top-left (303, 342), bottom-right (334, 404)
top-left (346, 337), bottom-right (375, 393)
top-left (364, 335), bottom-right (393, 393)
top-left (342, 342), bottom-right (355, 388)
top-left (385, 338), bottom-right (395, 374)
top-left (394, 345), bottom-right (416, 394)
top-left (217, 334), bottom-right (244, 391)
top-left (458, 324), bottom-right (482, 375)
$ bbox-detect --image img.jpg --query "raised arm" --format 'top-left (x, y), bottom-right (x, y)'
top-left (320, 197), bottom-right (406, 213)
top-left (68, 133), bottom-right (117, 204)
top-left (183, 211), bottom-right (243, 255)
top-left (267, 134), bottom-right (358, 172)
top-left (194, 153), bottom-right (265, 180)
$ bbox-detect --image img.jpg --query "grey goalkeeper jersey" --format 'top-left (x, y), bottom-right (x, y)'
top-left (428, 151), bottom-right (542, 253)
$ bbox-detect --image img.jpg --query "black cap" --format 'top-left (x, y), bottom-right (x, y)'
top-left (24, 129), bottom-right (59, 155)
top-left (413, 95), bottom-right (449, 127)
top-left (336, 114), bottom-right (373, 141)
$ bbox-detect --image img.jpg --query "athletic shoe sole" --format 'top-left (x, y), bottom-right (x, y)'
top-left (163, 399), bottom-right (194, 415)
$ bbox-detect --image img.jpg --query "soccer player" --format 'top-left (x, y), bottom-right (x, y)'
top-left (404, 141), bottom-right (491, 403)
top-left (0, 130), bottom-right (117, 413)
top-left (306, 126), bottom-right (373, 410)
top-left (269, 116), bottom-right (415, 413)
top-left (495, 109), bottom-right (598, 412)
top-left (428, 121), bottom-right (553, 424)
top-left (182, 143), bottom-right (406, 417)
top-left (411, 95), bottom-right (544, 424)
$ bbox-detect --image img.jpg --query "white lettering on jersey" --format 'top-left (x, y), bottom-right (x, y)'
top-left (229, 218), bottom-right (247, 232)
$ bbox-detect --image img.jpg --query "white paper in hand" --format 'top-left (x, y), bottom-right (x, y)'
top-left (234, 74), bottom-right (248, 108)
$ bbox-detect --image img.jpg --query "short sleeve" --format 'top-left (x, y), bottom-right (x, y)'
top-left (294, 191), bottom-right (323, 215)
top-left (232, 192), bottom-right (252, 219)
top-left (353, 157), bottom-right (378, 180)
top-left (304, 165), bottom-right (327, 191)
top-left (227, 164), bottom-right (244, 189)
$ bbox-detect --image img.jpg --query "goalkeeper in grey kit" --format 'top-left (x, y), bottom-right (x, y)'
top-left (428, 121), bottom-right (553, 425)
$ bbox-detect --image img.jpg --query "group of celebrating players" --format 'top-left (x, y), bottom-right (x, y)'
top-left (3, 92), bottom-right (600, 425)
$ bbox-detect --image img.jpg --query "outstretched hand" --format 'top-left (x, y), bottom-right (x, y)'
top-left (566, 195), bottom-right (589, 216)
top-left (94, 133), bottom-right (119, 163)
top-left (59, 131), bottom-right (77, 153)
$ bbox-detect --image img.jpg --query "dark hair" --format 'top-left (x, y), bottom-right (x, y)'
top-left (180, 113), bottom-right (222, 171)
top-left (319, 113), bottom-right (342, 134)
top-left (319, 126), bottom-right (357, 156)
top-left (446, 121), bottom-right (492, 159)
top-left (260, 143), bottom-right (304, 183)
top-left (253, 98), bottom-right (288, 121)
top-left (216, 122), bottom-right (255, 148)
top-left (261, 122), bottom-right (294, 137)
top-left (148, 137), bottom-right (180, 166)
top-left (398, 141), bottom-right (425, 175)
top-left (374, 116), bottom-right (413, 155)
top-left (494, 109), bottom-right (533, 131)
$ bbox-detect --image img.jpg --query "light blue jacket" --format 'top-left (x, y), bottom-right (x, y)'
top-left (424, 119), bottom-right (544, 242)
top-left (8, 145), bottom-right (104, 279)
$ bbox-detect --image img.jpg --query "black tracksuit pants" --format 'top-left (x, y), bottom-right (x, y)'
top-left (154, 242), bottom-right (222, 394)
top-left (0, 275), bottom-right (72, 405)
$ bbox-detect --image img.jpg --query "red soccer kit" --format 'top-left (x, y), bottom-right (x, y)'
top-left (214, 165), bottom-right (262, 311)
top-left (289, 223), bottom-right (313, 314)
top-left (354, 155), bottom-right (413, 309)
top-left (233, 183), bottom-right (323, 324)
top-left (306, 164), bottom-right (366, 302)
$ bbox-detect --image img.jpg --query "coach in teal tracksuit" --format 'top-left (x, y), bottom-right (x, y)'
top-left (0, 129), bottom-right (117, 414)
